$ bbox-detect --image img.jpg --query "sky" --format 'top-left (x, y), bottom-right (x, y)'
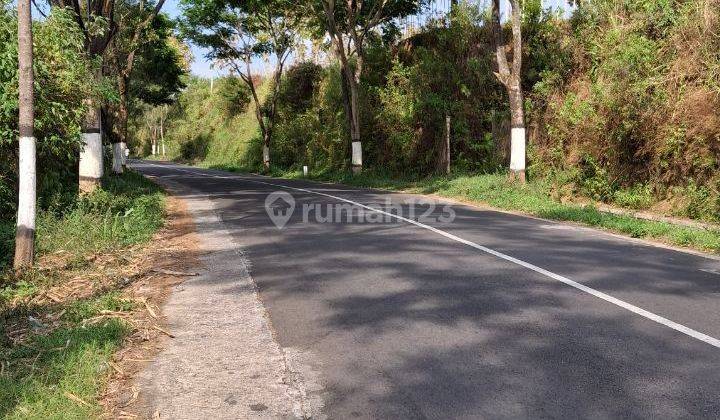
top-left (164, 0), bottom-right (572, 78)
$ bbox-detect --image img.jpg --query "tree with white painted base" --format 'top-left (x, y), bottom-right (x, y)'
top-left (14, 0), bottom-right (36, 268)
top-left (491, 0), bottom-right (526, 183)
top-left (318, 0), bottom-right (423, 174)
top-left (180, 0), bottom-right (297, 172)
top-left (108, 0), bottom-right (169, 174)
top-left (49, 0), bottom-right (118, 193)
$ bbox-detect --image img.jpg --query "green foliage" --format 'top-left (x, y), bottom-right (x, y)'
top-left (64, 292), bottom-right (136, 323)
top-left (268, 3), bottom-right (509, 174)
top-left (129, 14), bottom-right (187, 106)
top-left (213, 77), bottom-right (252, 118)
top-left (0, 5), bottom-right (97, 219)
top-left (533, 0), bottom-right (720, 221)
top-left (179, 132), bottom-right (211, 161)
top-left (365, 3), bottom-right (506, 174)
top-left (0, 170), bottom-right (164, 269)
top-left (675, 181), bottom-right (720, 222)
top-left (613, 183), bottom-right (653, 210)
top-left (39, 171), bottom-right (164, 256)
top-left (269, 61), bottom-right (346, 172)
top-left (275, 61), bottom-right (324, 116)
top-left (132, 76), bottom-right (267, 167)
top-left (0, 319), bottom-right (128, 419)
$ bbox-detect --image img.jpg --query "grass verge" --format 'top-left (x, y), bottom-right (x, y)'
top-left (0, 170), bottom-right (165, 418)
top-left (210, 163), bottom-right (720, 254)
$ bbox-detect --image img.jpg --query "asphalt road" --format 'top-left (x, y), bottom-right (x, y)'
top-left (134, 161), bottom-right (720, 419)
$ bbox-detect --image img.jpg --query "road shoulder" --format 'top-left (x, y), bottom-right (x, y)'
top-left (129, 174), bottom-right (321, 419)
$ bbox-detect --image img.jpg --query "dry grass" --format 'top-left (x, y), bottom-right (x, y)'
top-left (100, 195), bottom-right (201, 418)
top-left (0, 184), bottom-right (200, 418)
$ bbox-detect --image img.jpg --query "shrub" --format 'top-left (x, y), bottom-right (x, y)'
top-left (213, 77), bottom-right (251, 118)
top-left (613, 184), bottom-right (653, 210)
top-left (180, 133), bottom-right (211, 161)
top-left (276, 61), bottom-right (324, 116)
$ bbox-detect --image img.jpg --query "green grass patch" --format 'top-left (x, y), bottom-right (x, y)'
top-left (1, 170), bottom-right (164, 270)
top-left (0, 314), bottom-right (129, 419)
top-left (1, 170), bottom-right (166, 418)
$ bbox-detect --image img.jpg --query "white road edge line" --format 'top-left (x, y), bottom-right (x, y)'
top-left (149, 163), bottom-right (720, 350)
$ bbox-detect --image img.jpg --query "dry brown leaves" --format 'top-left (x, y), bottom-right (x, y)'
top-left (99, 195), bottom-right (201, 418)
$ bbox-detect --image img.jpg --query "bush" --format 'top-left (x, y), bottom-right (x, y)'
top-left (180, 133), bottom-right (211, 161)
top-left (676, 182), bottom-right (720, 222)
top-left (613, 184), bottom-right (653, 210)
top-left (214, 77), bottom-right (251, 118)
top-left (0, 171), bottom-right (164, 269)
top-left (531, 0), bottom-right (720, 216)
top-left (276, 61), bottom-right (324, 116)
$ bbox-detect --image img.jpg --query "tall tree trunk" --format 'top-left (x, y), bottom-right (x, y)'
top-left (79, 70), bottom-right (104, 193)
top-left (339, 70), bottom-right (353, 138)
top-left (160, 114), bottom-right (166, 157)
top-left (491, 0), bottom-right (526, 183)
top-left (508, 84), bottom-right (525, 183)
top-left (14, 0), bottom-right (35, 269)
top-left (112, 74), bottom-right (128, 174)
top-left (262, 131), bottom-right (270, 171)
top-left (120, 141), bottom-right (128, 168)
top-left (245, 75), bottom-right (270, 171)
top-left (112, 142), bottom-right (123, 173)
top-left (321, 0), bottom-right (364, 175)
top-left (151, 126), bottom-right (157, 156)
top-left (348, 62), bottom-right (362, 174)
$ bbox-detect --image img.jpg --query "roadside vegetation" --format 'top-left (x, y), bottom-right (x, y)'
top-left (138, 0), bottom-right (719, 252)
top-left (0, 171), bottom-right (164, 418)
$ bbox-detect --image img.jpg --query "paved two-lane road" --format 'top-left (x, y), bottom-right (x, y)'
top-left (134, 161), bottom-right (720, 419)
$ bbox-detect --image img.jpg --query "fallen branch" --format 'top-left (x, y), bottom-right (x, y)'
top-left (153, 325), bottom-right (175, 338)
top-left (141, 299), bottom-right (158, 318)
top-left (64, 391), bottom-right (91, 407)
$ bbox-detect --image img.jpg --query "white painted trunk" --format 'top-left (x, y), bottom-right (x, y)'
top-left (152, 142), bottom-right (156, 156)
top-left (263, 145), bottom-right (270, 166)
top-left (112, 143), bottom-right (123, 174)
top-left (79, 131), bottom-right (104, 180)
top-left (16, 136), bottom-right (36, 232)
top-left (510, 127), bottom-right (526, 172)
top-left (162, 140), bottom-right (166, 157)
top-left (120, 142), bottom-right (128, 166)
top-left (351, 141), bottom-right (362, 167)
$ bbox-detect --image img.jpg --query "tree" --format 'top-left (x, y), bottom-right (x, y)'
top-left (14, 0), bottom-right (35, 268)
top-left (48, 0), bottom-right (117, 192)
top-left (49, 0), bottom-right (167, 188)
top-left (318, 0), bottom-right (422, 173)
top-left (106, 0), bottom-right (169, 174)
top-left (491, 0), bottom-right (526, 183)
top-left (180, 0), bottom-right (297, 171)
top-left (107, 11), bottom-right (184, 173)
